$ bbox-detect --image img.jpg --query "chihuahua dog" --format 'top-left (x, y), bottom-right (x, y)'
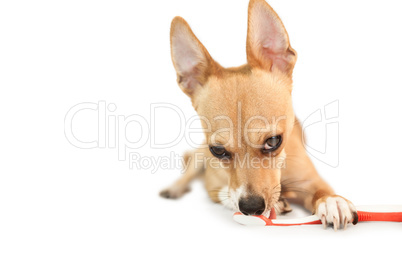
top-left (160, 0), bottom-right (358, 230)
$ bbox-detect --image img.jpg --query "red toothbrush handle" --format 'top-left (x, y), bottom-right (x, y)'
top-left (233, 205), bottom-right (402, 226)
top-left (357, 211), bottom-right (402, 222)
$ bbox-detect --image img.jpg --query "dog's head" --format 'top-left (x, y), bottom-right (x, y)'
top-left (170, 0), bottom-right (297, 216)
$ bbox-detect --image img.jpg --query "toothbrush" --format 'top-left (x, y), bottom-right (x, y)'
top-left (233, 205), bottom-right (402, 226)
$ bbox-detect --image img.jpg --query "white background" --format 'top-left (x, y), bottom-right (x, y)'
top-left (1, 0), bottom-right (402, 267)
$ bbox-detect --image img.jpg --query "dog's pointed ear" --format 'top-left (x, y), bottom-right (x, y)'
top-left (170, 17), bottom-right (220, 96)
top-left (246, 0), bottom-right (297, 75)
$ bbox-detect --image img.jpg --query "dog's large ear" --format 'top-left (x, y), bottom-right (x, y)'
top-left (246, 0), bottom-right (297, 75)
top-left (170, 17), bottom-right (220, 96)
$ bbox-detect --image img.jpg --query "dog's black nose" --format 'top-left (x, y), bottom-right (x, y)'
top-left (239, 195), bottom-right (265, 216)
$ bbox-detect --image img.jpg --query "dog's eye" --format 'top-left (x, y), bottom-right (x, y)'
top-left (262, 135), bottom-right (282, 153)
top-left (209, 145), bottom-right (231, 159)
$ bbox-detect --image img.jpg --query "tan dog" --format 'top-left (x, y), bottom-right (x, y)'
top-left (160, 0), bottom-right (357, 230)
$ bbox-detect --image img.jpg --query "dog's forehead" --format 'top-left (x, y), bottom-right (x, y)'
top-left (195, 69), bottom-right (294, 147)
top-left (198, 69), bottom-right (293, 125)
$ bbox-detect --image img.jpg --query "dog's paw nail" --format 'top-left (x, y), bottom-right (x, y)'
top-left (343, 217), bottom-right (348, 230)
top-left (321, 215), bottom-right (327, 229)
top-left (333, 216), bottom-right (339, 231)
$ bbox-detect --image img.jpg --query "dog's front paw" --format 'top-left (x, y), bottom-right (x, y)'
top-left (159, 184), bottom-right (190, 199)
top-left (314, 196), bottom-right (358, 230)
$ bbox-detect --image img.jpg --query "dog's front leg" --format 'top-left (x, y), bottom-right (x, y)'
top-left (282, 175), bottom-right (358, 230)
top-left (293, 177), bottom-right (358, 230)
